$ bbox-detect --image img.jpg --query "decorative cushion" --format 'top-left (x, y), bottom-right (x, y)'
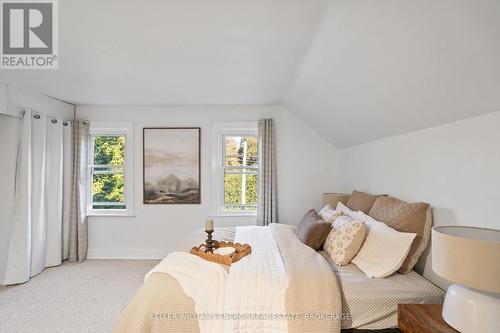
top-left (347, 190), bottom-right (383, 214)
top-left (318, 204), bottom-right (343, 223)
top-left (351, 212), bottom-right (416, 278)
top-left (297, 209), bottom-right (332, 250)
top-left (333, 215), bottom-right (357, 229)
top-left (324, 219), bottom-right (367, 266)
top-left (368, 196), bottom-right (431, 274)
top-left (336, 201), bottom-right (361, 220)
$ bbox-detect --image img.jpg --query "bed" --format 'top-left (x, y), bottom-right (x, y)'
top-left (321, 253), bottom-right (443, 330)
top-left (114, 222), bottom-right (444, 333)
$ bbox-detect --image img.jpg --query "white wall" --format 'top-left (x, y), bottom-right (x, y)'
top-left (338, 111), bottom-right (500, 289)
top-left (75, 105), bottom-right (339, 259)
top-left (0, 83), bottom-right (74, 283)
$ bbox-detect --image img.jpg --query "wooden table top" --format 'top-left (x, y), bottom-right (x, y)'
top-left (398, 304), bottom-right (459, 333)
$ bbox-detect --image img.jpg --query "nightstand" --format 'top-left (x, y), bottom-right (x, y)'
top-left (398, 304), bottom-right (458, 333)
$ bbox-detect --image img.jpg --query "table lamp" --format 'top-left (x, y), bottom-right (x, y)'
top-left (432, 226), bottom-right (500, 333)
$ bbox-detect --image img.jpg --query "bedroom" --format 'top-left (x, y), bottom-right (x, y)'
top-left (0, 0), bottom-right (499, 332)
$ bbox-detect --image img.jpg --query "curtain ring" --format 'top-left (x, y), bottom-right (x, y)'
top-left (63, 121), bottom-right (69, 126)
top-left (33, 113), bottom-right (40, 119)
top-left (51, 119), bottom-right (58, 124)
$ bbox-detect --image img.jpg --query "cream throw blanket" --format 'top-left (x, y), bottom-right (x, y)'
top-left (144, 252), bottom-right (228, 333)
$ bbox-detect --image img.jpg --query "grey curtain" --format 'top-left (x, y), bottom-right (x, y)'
top-left (257, 119), bottom-right (278, 226)
top-left (69, 120), bottom-right (89, 262)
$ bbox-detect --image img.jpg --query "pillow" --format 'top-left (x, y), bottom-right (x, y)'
top-left (347, 190), bottom-right (383, 214)
top-left (351, 212), bottom-right (416, 278)
top-left (296, 209), bottom-right (332, 250)
top-left (368, 196), bottom-right (431, 274)
top-left (336, 201), bottom-right (361, 220)
top-left (324, 219), bottom-right (367, 266)
top-left (318, 204), bottom-right (343, 223)
top-left (332, 214), bottom-right (356, 229)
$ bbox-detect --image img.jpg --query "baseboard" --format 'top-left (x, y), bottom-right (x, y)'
top-left (87, 248), bottom-right (173, 259)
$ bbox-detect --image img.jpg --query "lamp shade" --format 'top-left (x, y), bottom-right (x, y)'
top-left (432, 226), bottom-right (500, 293)
top-left (322, 193), bottom-right (349, 208)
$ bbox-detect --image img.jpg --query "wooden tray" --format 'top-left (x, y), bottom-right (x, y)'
top-left (190, 241), bottom-right (251, 266)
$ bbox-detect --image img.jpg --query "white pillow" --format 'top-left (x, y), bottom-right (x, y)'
top-left (332, 215), bottom-right (355, 229)
top-left (336, 201), bottom-right (361, 220)
top-left (318, 204), bottom-right (343, 223)
top-left (351, 211), bottom-right (416, 278)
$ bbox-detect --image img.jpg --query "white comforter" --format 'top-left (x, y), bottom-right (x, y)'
top-left (137, 225), bottom-right (342, 333)
top-left (145, 226), bottom-right (289, 333)
top-left (224, 226), bottom-right (289, 333)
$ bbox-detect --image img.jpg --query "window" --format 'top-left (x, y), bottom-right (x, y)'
top-left (212, 122), bottom-right (259, 216)
top-left (88, 123), bottom-right (134, 216)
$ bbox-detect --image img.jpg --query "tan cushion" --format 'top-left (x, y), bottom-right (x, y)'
top-left (368, 196), bottom-right (431, 274)
top-left (347, 190), bottom-right (382, 214)
top-left (297, 209), bottom-right (332, 250)
top-left (318, 204), bottom-right (343, 223)
top-left (324, 219), bottom-right (367, 266)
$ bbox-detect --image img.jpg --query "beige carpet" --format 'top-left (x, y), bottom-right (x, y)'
top-left (0, 259), bottom-right (158, 333)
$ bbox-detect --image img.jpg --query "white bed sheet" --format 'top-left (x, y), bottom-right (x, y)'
top-left (320, 252), bottom-right (445, 330)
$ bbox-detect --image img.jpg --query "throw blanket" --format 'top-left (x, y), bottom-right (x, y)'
top-left (224, 226), bottom-right (288, 333)
top-left (144, 252), bottom-right (228, 333)
top-left (270, 224), bottom-right (342, 333)
top-left (114, 225), bottom-right (342, 333)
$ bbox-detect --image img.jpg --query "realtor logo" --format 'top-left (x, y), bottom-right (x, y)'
top-left (1, 0), bottom-right (58, 69)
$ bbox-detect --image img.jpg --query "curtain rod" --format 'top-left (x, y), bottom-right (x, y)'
top-left (11, 109), bottom-right (89, 126)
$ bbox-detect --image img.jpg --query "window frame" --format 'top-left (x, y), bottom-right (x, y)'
top-left (87, 122), bottom-right (134, 217)
top-left (211, 122), bottom-right (259, 217)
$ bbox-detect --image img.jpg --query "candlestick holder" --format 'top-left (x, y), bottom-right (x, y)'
top-left (205, 230), bottom-right (214, 253)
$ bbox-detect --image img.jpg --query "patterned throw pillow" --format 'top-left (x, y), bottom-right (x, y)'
top-left (318, 204), bottom-right (343, 223)
top-left (324, 220), bottom-right (367, 266)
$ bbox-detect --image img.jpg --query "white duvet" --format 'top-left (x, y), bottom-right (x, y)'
top-left (145, 225), bottom-right (289, 333)
top-left (224, 226), bottom-right (288, 333)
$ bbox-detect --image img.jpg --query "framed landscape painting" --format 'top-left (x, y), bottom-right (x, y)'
top-left (143, 127), bottom-right (201, 204)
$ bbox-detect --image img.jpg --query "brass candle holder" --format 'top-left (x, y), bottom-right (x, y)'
top-left (205, 230), bottom-right (214, 253)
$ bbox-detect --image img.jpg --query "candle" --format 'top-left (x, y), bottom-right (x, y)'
top-left (205, 219), bottom-right (214, 232)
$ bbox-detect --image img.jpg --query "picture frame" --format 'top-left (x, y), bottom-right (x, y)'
top-left (143, 127), bottom-right (201, 204)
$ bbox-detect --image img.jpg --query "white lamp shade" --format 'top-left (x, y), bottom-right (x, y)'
top-left (432, 226), bottom-right (500, 293)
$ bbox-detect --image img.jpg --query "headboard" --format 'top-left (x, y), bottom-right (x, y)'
top-left (322, 193), bottom-right (349, 207)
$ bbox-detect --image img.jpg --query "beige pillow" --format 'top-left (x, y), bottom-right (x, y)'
top-left (297, 209), bottom-right (332, 250)
top-left (352, 212), bottom-right (416, 278)
top-left (368, 196), bottom-right (431, 274)
top-left (318, 204), bottom-right (343, 223)
top-left (347, 190), bottom-right (383, 214)
top-left (324, 219), bottom-right (367, 266)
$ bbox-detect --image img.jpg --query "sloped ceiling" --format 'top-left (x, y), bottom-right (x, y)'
top-left (0, 0), bottom-right (328, 105)
top-left (1, 0), bottom-right (499, 148)
top-left (285, 0), bottom-right (500, 147)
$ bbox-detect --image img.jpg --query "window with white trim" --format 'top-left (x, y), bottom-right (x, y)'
top-left (88, 123), bottom-right (134, 216)
top-left (212, 122), bottom-right (259, 216)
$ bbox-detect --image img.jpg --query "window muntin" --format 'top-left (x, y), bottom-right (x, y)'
top-left (90, 135), bottom-right (126, 211)
top-left (222, 135), bottom-right (258, 212)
